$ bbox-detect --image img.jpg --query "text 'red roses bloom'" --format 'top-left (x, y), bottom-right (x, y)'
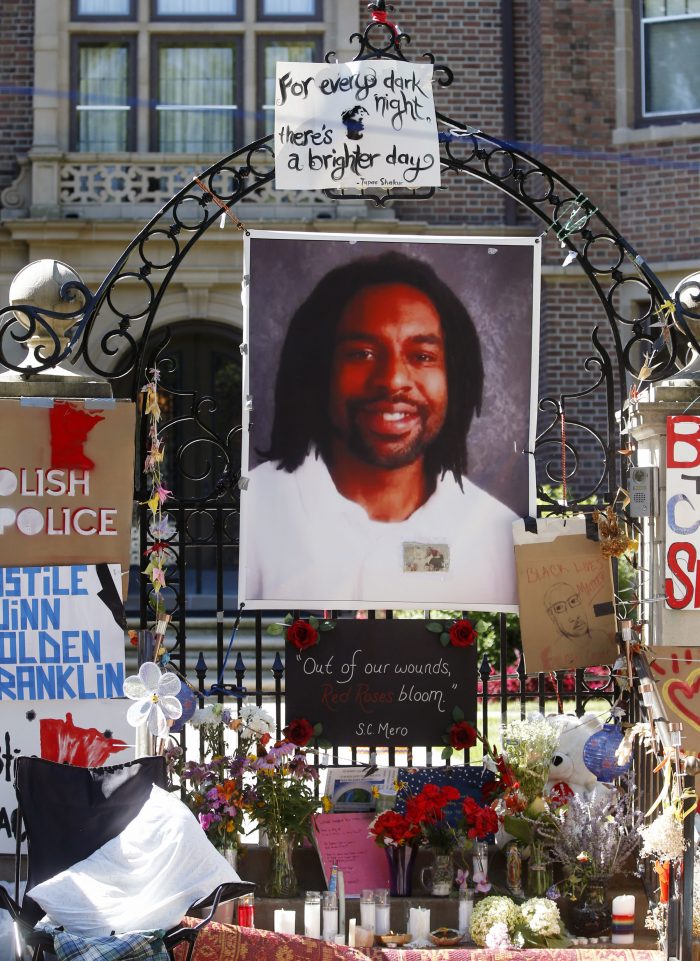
top-left (462, 796), bottom-right (499, 839)
top-left (283, 716), bottom-right (314, 747)
top-left (449, 619), bottom-right (477, 647)
top-left (286, 619), bottom-right (319, 650)
top-left (449, 720), bottom-right (478, 750)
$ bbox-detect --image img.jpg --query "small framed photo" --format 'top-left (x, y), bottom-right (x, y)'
top-left (324, 767), bottom-right (397, 813)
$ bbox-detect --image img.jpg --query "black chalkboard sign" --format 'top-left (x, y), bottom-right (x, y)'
top-left (284, 619), bottom-right (477, 747)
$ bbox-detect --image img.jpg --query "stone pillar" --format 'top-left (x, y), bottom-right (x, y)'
top-left (627, 378), bottom-right (700, 645)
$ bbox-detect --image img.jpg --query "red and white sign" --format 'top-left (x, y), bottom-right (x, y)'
top-left (665, 415), bottom-right (700, 609)
top-left (0, 399), bottom-right (135, 576)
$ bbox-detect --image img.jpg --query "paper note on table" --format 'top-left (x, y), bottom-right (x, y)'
top-left (313, 813), bottom-right (391, 897)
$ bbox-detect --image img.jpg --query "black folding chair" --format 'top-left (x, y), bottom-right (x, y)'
top-left (0, 755), bottom-right (254, 961)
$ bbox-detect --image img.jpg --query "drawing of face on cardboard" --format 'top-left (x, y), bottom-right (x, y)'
top-left (544, 582), bottom-right (591, 639)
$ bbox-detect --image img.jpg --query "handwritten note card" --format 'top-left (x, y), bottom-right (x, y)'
top-left (274, 60), bottom-right (440, 190)
top-left (313, 813), bottom-right (391, 896)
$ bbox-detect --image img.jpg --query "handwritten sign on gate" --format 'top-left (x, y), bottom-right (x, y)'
top-left (666, 416), bottom-right (700, 609)
top-left (0, 564), bottom-right (126, 701)
top-left (284, 619), bottom-right (477, 747)
top-left (274, 60), bottom-right (440, 190)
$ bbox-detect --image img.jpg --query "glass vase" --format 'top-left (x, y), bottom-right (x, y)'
top-left (385, 844), bottom-right (417, 896)
top-left (525, 842), bottom-right (552, 898)
top-left (562, 880), bottom-right (612, 938)
top-left (264, 834), bottom-right (298, 898)
top-left (420, 851), bottom-right (454, 896)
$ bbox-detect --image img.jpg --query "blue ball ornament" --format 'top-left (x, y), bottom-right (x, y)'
top-left (170, 680), bottom-right (197, 733)
top-left (582, 723), bottom-right (631, 782)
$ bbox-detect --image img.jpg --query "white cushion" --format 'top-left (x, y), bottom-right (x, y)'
top-left (28, 784), bottom-right (242, 937)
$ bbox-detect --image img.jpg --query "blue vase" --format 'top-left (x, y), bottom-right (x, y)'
top-left (385, 844), bottom-right (417, 896)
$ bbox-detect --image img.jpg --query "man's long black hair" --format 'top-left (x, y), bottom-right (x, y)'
top-left (259, 250), bottom-right (484, 489)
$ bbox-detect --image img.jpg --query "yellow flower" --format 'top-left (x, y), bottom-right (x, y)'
top-left (322, 795), bottom-right (333, 813)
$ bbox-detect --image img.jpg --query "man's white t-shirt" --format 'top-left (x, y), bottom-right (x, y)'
top-left (240, 453), bottom-right (518, 610)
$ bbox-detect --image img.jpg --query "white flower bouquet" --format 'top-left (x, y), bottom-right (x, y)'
top-left (469, 896), bottom-right (521, 947)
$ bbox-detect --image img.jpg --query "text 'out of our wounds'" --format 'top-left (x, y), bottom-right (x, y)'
top-left (0, 468), bottom-right (117, 537)
top-left (666, 416), bottom-right (700, 609)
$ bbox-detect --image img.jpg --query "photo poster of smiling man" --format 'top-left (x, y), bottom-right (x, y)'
top-left (239, 232), bottom-right (541, 612)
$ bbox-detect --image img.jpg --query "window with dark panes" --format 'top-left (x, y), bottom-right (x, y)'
top-left (155, 42), bottom-right (239, 152)
top-left (641, 0), bottom-right (700, 118)
top-left (75, 43), bottom-right (132, 151)
top-left (259, 37), bottom-right (319, 136)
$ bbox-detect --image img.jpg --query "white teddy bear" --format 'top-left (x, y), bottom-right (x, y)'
top-left (545, 713), bottom-right (612, 803)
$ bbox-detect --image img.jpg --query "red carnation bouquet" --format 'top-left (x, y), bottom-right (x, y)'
top-left (370, 783), bottom-right (461, 851)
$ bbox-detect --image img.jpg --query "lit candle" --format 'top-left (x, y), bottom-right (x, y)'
top-left (304, 892), bottom-right (321, 938)
top-left (322, 892), bottom-right (339, 940)
top-left (348, 918), bottom-right (356, 947)
top-left (274, 909), bottom-right (296, 934)
top-left (360, 889), bottom-right (376, 931)
top-left (612, 895), bottom-right (635, 945)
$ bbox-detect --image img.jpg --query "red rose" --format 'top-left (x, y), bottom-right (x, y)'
top-left (283, 716), bottom-right (314, 747)
top-left (286, 619), bottom-right (319, 650)
top-left (449, 619), bottom-right (477, 647)
top-left (449, 720), bottom-right (478, 750)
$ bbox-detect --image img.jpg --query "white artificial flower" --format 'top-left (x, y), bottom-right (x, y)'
top-left (520, 898), bottom-right (562, 938)
top-left (240, 703), bottom-right (274, 737)
top-left (189, 704), bottom-right (219, 728)
top-left (124, 662), bottom-right (182, 737)
top-left (640, 807), bottom-right (687, 862)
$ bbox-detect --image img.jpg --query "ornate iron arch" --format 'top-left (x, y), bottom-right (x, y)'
top-left (1, 0), bottom-right (696, 519)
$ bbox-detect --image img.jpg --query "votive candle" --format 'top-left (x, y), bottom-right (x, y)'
top-left (274, 909), bottom-right (296, 934)
top-left (375, 889), bottom-right (391, 936)
top-left (322, 892), bottom-right (339, 940)
top-left (360, 889), bottom-right (376, 931)
top-left (612, 895), bottom-right (635, 944)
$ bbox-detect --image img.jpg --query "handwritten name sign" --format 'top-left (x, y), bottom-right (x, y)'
top-left (0, 564), bottom-right (125, 701)
top-left (274, 60), bottom-right (440, 191)
top-left (666, 416), bottom-right (700, 609)
top-left (285, 619), bottom-right (476, 747)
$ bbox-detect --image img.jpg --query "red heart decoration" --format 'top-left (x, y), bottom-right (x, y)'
top-left (665, 671), bottom-right (700, 732)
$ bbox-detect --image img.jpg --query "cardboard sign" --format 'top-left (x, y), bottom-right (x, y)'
top-left (313, 812), bottom-right (391, 895)
top-left (0, 698), bottom-right (133, 854)
top-left (648, 646), bottom-right (700, 755)
top-left (0, 564), bottom-right (125, 701)
top-left (285, 619), bottom-right (477, 747)
top-left (0, 398), bottom-right (135, 578)
top-left (274, 60), bottom-right (440, 190)
top-left (514, 517), bottom-right (617, 672)
top-left (666, 416), bottom-right (700, 609)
